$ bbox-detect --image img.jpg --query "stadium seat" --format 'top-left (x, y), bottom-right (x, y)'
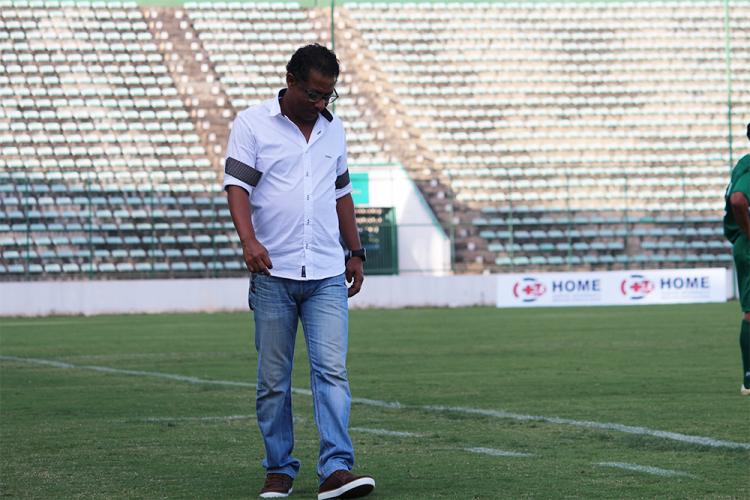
top-left (0, 0), bottom-right (741, 278)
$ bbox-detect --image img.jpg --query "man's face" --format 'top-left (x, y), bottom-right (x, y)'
top-left (286, 69), bottom-right (337, 124)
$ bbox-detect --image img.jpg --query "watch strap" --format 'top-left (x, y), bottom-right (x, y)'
top-left (349, 248), bottom-right (366, 262)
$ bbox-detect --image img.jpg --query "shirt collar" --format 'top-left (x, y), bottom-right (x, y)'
top-left (269, 88), bottom-right (334, 122)
top-left (267, 88), bottom-right (285, 117)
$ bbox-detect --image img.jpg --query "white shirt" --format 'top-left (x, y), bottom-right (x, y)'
top-left (223, 89), bottom-right (353, 280)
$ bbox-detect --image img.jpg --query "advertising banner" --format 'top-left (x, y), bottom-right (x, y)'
top-left (496, 268), bottom-right (726, 308)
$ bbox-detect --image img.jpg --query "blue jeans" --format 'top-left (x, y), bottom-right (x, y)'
top-left (248, 272), bottom-right (353, 481)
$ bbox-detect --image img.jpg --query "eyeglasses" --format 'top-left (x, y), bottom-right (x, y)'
top-left (298, 82), bottom-right (338, 104)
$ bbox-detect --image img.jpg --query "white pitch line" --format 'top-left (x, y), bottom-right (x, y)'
top-left (0, 357), bottom-right (257, 387)
top-left (422, 405), bottom-right (750, 451)
top-left (351, 397), bottom-right (403, 409)
top-left (596, 462), bottom-right (695, 478)
top-left (466, 447), bottom-right (534, 458)
top-left (2, 357), bottom-right (78, 369)
top-left (136, 417), bottom-right (417, 438)
top-left (351, 427), bottom-right (422, 438)
top-left (3, 355), bottom-right (749, 451)
top-left (139, 415), bottom-right (311, 425)
top-left (141, 415), bottom-right (256, 423)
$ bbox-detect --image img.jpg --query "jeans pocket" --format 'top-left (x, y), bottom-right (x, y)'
top-left (248, 274), bottom-right (256, 311)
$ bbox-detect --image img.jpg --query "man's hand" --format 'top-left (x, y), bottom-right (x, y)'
top-left (242, 238), bottom-right (273, 275)
top-left (336, 193), bottom-right (365, 297)
top-left (226, 186), bottom-right (272, 275)
top-left (345, 256), bottom-right (364, 297)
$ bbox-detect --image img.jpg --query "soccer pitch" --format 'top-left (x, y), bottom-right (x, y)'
top-left (1, 303), bottom-right (748, 499)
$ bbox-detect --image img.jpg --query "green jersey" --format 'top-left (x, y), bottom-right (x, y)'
top-left (724, 154), bottom-right (750, 243)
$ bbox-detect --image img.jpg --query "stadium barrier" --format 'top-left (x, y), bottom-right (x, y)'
top-left (0, 269), bottom-right (735, 316)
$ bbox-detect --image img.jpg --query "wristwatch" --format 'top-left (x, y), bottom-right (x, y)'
top-left (349, 248), bottom-right (366, 262)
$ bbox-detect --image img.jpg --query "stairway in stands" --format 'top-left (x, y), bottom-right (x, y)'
top-left (333, 7), bottom-right (493, 272)
top-left (143, 6), bottom-right (234, 176)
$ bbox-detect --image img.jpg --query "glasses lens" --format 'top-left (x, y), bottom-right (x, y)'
top-left (304, 87), bottom-right (337, 103)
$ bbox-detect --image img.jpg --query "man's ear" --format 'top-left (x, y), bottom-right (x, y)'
top-left (286, 72), bottom-right (295, 88)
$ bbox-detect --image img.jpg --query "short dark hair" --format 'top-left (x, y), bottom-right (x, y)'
top-left (286, 44), bottom-right (339, 82)
top-left (747, 122), bottom-right (750, 141)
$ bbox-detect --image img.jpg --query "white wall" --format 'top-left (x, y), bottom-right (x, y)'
top-left (0, 276), bottom-right (496, 317)
top-left (0, 271), bottom-right (733, 317)
top-left (0, 278), bottom-right (249, 317)
top-left (352, 164), bottom-right (452, 275)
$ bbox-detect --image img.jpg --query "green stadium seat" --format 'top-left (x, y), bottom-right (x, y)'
top-left (512, 256), bottom-right (530, 266)
top-left (135, 263), bottom-right (153, 272)
top-left (154, 262), bottom-right (170, 272)
top-left (530, 256), bottom-right (546, 265)
top-left (98, 263), bottom-right (116, 272)
top-left (599, 255), bottom-right (615, 264)
top-left (189, 261), bottom-right (206, 271)
top-left (583, 255), bottom-right (598, 265)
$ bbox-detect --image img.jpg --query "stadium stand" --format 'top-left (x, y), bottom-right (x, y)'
top-left (0, 0), bottom-right (747, 279)
top-left (343, 1), bottom-right (748, 271)
top-left (0, 0), bottom-right (240, 279)
top-left (183, 0), bottom-right (392, 164)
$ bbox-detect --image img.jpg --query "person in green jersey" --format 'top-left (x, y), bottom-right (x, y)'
top-left (723, 122), bottom-right (750, 396)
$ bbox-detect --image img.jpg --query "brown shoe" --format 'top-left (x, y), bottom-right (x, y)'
top-left (318, 470), bottom-right (375, 499)
top-left (259, 473), bottom-right (293, 498)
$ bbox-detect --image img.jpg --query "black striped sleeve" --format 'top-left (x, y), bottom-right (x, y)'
top-left (225, 157), bottom-right (262, 187)
top-left (335, 170), bottom-right (350, 189)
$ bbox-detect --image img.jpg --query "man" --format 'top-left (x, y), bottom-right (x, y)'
top-left (723, 122), bottom-right (750, 396)
top-left (224, 44), bottom-right (376, 498)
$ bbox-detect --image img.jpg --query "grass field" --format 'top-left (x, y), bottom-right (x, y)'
top-left (1, 303), bottom-right (748, 499)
